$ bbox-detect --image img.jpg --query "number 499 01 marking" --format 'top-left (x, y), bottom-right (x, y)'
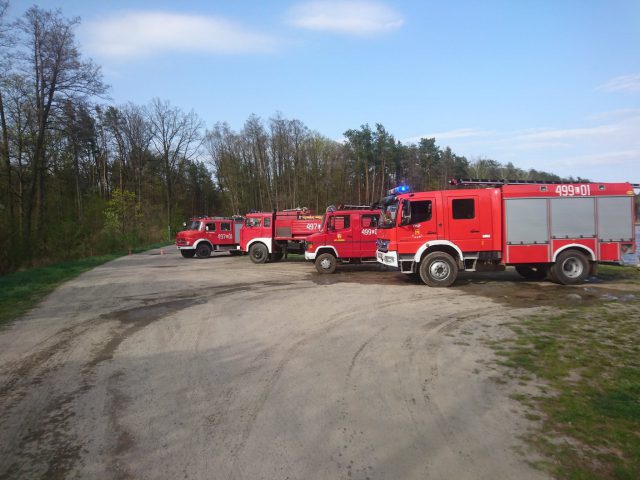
top-left (555, 184), bottom-right (591, 196)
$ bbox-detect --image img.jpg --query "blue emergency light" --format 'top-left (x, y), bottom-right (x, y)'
top-left (387, 185), bottom-right (410, 195)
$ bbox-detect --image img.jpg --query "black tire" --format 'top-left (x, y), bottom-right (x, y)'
top-left (550, 250), bottom-right (589, 285)
top-left (271, 252), bottom-right (284, 262)
top-left (515, 264), bottom-right (548, 281)
top-left (180, 249), bottom-right (196, 258)
top-left (419, 251), bottom-right (458, 287)
top-left (249, 243), bottom-right (269, 264)
top-left (315, 253), bottom-right (337, 274)
top-left (195, 243), bottom-right (212, 259)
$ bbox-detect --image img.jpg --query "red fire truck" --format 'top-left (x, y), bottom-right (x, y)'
top-left (304, 206), bottom-right (381, 273)
top-left (240, 209), bottom-right (323, 263)
top-left (175, 216), bottom-right (244, 258)
top-left (376, 180), bottom-right (637, 287)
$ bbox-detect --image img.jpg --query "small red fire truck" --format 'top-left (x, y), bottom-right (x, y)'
top-left (175, 216), bottom-right (244, 258)
top-left (376, 180), bottom-right (637, 287)
top-left (304, 206), bottom-right (381, 273)
top-left (240, 209), bottom-right (323, 263)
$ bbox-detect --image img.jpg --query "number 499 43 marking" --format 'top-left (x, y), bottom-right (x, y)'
top-left (555, 184), bottom-right (591, 196)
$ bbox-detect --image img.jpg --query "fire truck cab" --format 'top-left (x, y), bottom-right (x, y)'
top-left (240, 209), bottom-right (323, 263)
top-left (376, 181), bottom-right (637, 287)
top-left (304, 206), bottom-right (381, 273)
top-left (175, 216), bottom-right (244, 258)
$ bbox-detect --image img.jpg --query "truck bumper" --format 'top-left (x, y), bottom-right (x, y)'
top-left (177, 246), bottom-right (195, 251)
top-left (304, 250), bottom-right (317, 261)
top-left (376, 249), bottom-right (398, 268)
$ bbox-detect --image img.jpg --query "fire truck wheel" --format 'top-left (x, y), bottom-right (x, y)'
top-left (271, 252), bottom-right (284, 262)
top-left (249, 243), bottom-right (269, 264)
top-left (195, 243), bottom-right (211, 259)
top-left (315, 253), bottom-right (337, 274)
top-left (515, 265), bottom-right (548, 281)
top-left (180, 250), bottom-right (196, 258)
top-left (550, 250), bottom-right (589, 285)
top-left (419, 251), bottom-right (458, 287)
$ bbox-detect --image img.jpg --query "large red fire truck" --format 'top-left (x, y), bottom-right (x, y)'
top-left (240, 209), bottom-right (323, 263)
top-left (304, 206), bottom-right (381, 273)
top-left (175, 216), bottom-right (244, 258)
top-left (376, 180), bottom-right (637, 287)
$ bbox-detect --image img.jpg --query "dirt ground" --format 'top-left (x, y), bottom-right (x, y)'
top-left (0, 246), bottom-right (602, 480)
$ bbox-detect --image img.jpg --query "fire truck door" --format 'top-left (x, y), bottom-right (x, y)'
top-left (204, 222), bottom-right (217, 243)
top-left (359, 213), bottom-right (379, 258)
top-left (446, 196), bottom-right (486, 252)
top-left (219, 222), bottom-right (233, 244)
top-left (398, 198), bottom-right (438, 254)
top-left (327, 214), bottom-right (354, 257)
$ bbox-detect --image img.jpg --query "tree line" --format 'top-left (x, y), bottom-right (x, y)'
top-left (0, 3), bottom-right (625, 275)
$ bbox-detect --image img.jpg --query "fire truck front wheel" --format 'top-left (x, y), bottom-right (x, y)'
top-left (550, 250), bottom-right (589, 285)
top-left (419, 251), bottom-right (458, 287)
top-left (315, 253), bottom-right (337, 274)
top-left (249, 243), bottom-right (269, 264)
top-left (195, 243), bottom-right (212, 259)
top-left (180, 250), bottom-right (196, 258)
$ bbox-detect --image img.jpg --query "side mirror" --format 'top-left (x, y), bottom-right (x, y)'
top-left (400, 201), bottom-right (411, 226)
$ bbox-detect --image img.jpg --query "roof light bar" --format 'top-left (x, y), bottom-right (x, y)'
top-left (387, 185), bottom-right (410, 195)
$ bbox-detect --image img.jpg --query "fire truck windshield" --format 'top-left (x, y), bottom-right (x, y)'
top-left (379, 201), bottom-right (399, 228)
top-left (187, 221), bottom-right (201, 230)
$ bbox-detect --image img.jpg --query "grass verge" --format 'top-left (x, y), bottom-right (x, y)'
top-left (490, 267), bottom-right (640, 479)
top-left (0, 243), bottom-right (168, 327)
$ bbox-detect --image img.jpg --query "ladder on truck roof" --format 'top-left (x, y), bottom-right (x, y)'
top-left (326, 204), bottom-right (373, 212)
top-left (450, 178), bottom-right (640, 188)
top-left (449, 178), bottom-right (586, 187)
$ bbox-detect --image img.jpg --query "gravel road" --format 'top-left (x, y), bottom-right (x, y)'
top-left (0, 248), bottom-right (549, 480)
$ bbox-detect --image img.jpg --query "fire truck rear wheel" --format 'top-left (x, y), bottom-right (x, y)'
top-left (195, 244), bottom-right (211, 259)
top-left (180, 250), bottom-right (196, 258)
top-left (315, 253), bottom-right (337, 274)
top-left (419, 251), bottom-right (458, 287)
top-left (249, 243), bottom-right (269, 264)
top-left (515, 265), bottom-right (548, 281)
top-left (550, 250), bottom-right (589, 285)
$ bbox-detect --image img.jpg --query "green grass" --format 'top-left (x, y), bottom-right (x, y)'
top-left (0, 243), bottom-right (167, 327)
top-left (598, 264), bottom-right (640, 283)
top-left (493, 298), bottom-right (640, 479)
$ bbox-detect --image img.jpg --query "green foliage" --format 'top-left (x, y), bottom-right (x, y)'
top-left (104, 189), bottom-right (142, 246)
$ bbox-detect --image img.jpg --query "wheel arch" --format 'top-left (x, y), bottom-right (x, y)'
top-left (194, 239), bottom-right (213, 250)
top-left (246, 238), bottom-right (272, 254)
top-left (315, 246), bottom-right (338, 258)
top-left (552, 244), bottom-right (595, 262)
top-left (415, 241), bottom-right (463, 267)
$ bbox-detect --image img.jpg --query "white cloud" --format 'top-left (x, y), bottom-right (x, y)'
top-left (403, 128), bottom-right (493, 143)
top-left (597, 73), bottom-right (640, 92)
top-left (288, 0), bottom-right (403, 36)
top-left (83, 11), bottom-right (278, 60)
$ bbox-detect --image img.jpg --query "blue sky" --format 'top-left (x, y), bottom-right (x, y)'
top-left (10, 0), bottom-right (640, 182)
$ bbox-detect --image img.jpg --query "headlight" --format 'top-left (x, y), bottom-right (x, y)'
top-left (306, 243), bottom-right (313, 250)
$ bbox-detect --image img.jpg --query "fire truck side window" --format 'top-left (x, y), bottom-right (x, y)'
top-left (452, 199), bottom-right (475, 219)
top-left (246, 218), bottom-right (261, 227)
top-left (361, 215), bottom-right (378, 228)
top-left (205, 223), bottom-right (216, 231)
top-left (220, 223), bottom-right (231, 231)
top-left (264, 217), bottom-right (271, 227)
top-left (410, 201), bottom-right (432, 223)
top-left (330, 215), bottom-right (350, 230)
